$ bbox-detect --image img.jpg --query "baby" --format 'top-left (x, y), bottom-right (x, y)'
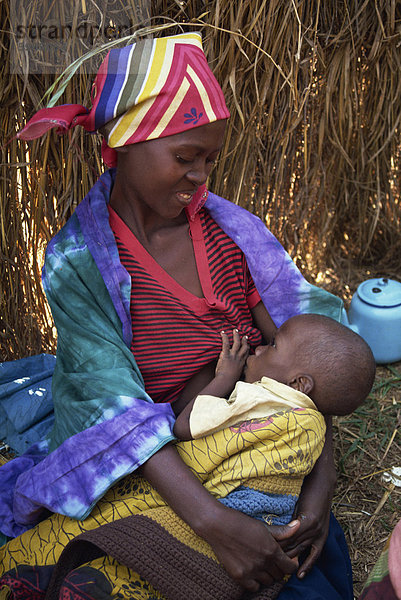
top-left (172, 313), bottom-right (376, 530)
top-left (174, 313), bottom-right (376, 440)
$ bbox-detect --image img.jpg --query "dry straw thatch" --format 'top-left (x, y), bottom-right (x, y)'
top-left (1, 0), bottom-right (401, 359)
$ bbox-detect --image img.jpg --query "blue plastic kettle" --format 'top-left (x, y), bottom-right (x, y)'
top-left (341, 278), bottom-right (401, 364)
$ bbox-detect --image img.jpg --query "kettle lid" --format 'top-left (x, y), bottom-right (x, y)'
top-left (357, 278), bottom-right (401, 307)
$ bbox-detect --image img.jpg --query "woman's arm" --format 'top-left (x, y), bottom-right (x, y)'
top-left (279, 416), bottom-right (336, 578)
top-left (138, 442), bottom-right (300, 592)
top-left (173, 330), bottom-right (249, 440)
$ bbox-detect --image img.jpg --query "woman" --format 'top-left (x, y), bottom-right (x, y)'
top-left (0, 33), bottom-right (352, 599)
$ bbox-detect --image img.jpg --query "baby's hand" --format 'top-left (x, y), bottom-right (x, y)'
top-left (215, 329), bottom-right (249, 384)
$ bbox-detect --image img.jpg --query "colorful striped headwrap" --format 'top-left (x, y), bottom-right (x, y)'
top-left (17, 32), bottom-right (230, 169)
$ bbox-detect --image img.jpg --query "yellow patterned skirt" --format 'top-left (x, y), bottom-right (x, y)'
top-left (0, 409), bottom-right (325, 600)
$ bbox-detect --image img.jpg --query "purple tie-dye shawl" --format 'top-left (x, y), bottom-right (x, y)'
top-left (0, 170), bottom-right (343, 538)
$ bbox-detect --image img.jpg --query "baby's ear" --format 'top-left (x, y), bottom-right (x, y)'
top-left (288, 374), bottom-right (314, 395)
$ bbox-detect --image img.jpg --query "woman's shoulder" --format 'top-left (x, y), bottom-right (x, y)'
top-left (45, 212), bottom-right (86, 264)
top-left (205, 192), bottom-right (264, 225)
top-left (45, 169), bottom-right (115, 259)
top-left (204, 191), bottom-right (282, 249)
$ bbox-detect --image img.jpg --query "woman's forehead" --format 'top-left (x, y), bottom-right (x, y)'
top-left (117, 120), bottom-right (226, 162)
top-left (167, 120), bottom-right (226, 147)
top-left (132, 120), bottom-right (227, 155)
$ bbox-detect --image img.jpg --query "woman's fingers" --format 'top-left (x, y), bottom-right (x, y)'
top-left (240, 579), bottom-right (260, 593)
top-left (275, 511), bottom-right (328, 578)
top-left (267, 519), bottom-right (301, 542)
top-left (240, 570), bottom-right (276, 591)
top-left (203, 505), bottom-right (299, 590)
top-left (297, 542), bottom-right (322, 578)
top-left (252, 571), bottom-right (274, 587)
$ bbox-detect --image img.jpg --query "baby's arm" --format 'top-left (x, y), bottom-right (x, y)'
top-left (173, 329), bottom-right (249, 440)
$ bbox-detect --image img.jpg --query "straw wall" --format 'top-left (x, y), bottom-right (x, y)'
top-left (1, 0), bottom-right (401, 360)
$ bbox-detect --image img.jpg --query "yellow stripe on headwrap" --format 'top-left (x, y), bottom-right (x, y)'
top-left (186, 64), bottom-right (217, 122)
top-left (136, 37), bottom-right (169, 104)
top-left (108, 40), bottom-right (164, 147)
top-left (109, 37), bottom-right (175, 147)
top-left (146, 77), bottom-right (191, 140)
top-left (136, 33), bottom-right (203, 106)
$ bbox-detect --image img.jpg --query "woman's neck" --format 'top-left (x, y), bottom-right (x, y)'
top-left (109, 176), bottom-right (187, 245)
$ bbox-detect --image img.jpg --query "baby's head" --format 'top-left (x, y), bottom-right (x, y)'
top-left (244, 314), bottom-right (376, 415)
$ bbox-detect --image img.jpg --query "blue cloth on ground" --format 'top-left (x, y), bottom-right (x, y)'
top-left (0, 354), bottom-right (56, 454)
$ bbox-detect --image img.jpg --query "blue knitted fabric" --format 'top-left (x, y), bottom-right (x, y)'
top-left (219, 485), bottom-right (297, 526)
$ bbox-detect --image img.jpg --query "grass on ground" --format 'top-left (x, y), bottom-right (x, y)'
top-left (333, 360), bottom-right (401, 597)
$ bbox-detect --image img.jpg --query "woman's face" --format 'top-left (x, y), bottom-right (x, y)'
top-left (114, 120), bottom-right (226, 221)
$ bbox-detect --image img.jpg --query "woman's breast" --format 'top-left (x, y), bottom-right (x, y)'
top-left (131, 296), bottom-right (262, 404)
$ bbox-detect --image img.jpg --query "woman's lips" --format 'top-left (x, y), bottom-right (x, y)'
top-left (176, 191), bottom-right (194, 205)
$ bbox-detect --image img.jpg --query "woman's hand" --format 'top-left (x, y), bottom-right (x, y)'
top-left (279, 416), bottom-right (336, 579)
top-left (200, 504), bottom-right (300, 592)
top-left (283, 482), bottom-right (333, 578)
top-left (215, 329), bottom-right (249, 386)
top-left (139, 444), bottom-right (299, 591)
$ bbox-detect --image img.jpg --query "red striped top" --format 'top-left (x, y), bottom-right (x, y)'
top-left (109, 206), bottom-right (262, 404)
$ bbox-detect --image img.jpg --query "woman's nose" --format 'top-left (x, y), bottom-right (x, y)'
top-left (186, 160), bottom-right (209, 186)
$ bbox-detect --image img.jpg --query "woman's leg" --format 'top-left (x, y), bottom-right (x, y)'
top-left (0, 556), bottom-right (166, 600)
top-left (0, 412), bottom-right (326, 597)
top-left (278, 514), bottom-right (353, 600)
top-left (60, 556), bottom-right (165, 600)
